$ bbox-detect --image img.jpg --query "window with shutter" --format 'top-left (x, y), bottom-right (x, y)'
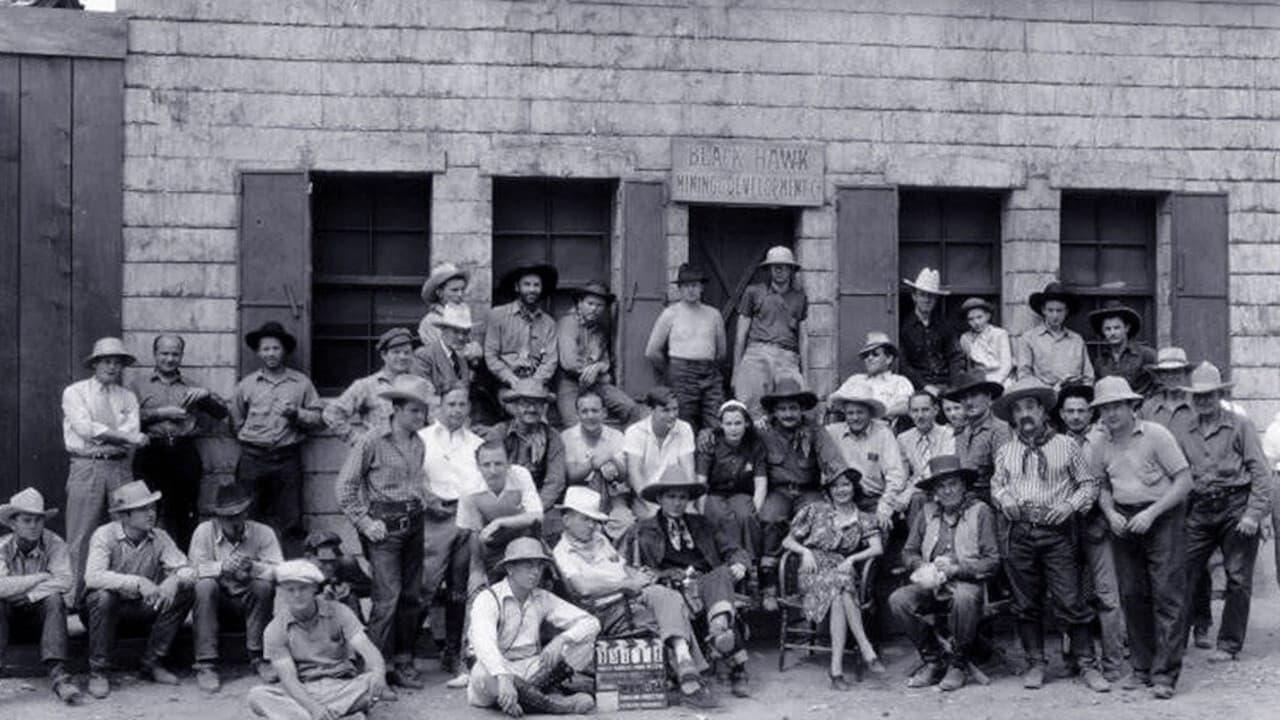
top-left (836, 186), bottom-right (898, 382)
top-left (898, 190), bottom-right (1003, 329)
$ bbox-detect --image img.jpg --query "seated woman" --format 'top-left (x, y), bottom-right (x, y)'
top-left (781, 468), bottom-right (885, 689)
top-left (696, 401), bottom-right (766, 573)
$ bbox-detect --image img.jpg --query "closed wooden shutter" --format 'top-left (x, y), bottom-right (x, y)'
top-left (836, 186), bottom-right (899, 382)
top-left (619, 181), bottom-right (666, 395)
top-left (1171, 193), bottom-right (1229, 372)
top-left (238, 172), bottom-right (311, 377)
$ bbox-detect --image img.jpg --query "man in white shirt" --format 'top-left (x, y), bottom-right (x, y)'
top-left (837, 331), bottom-right (915, 422)
top-left (623, 387), bottom-right (696, 519)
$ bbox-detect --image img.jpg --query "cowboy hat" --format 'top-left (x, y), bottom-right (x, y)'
top-left (915, 454), bottom-right (977, 492)
top-left (943, 371), bottom-right (1005, 402)
top-left (571, 280), bottom-right (615, 304)
top-left (109, 480), bottom-right (162, 513)
top-left (760, 377), bottom-right (818, 412)
top-left (275, 559), bottom-right (326, 586)
top-left (430, 303), bottom-right (475, 331)
top-left (0, 488), bottom-right (59, 525)
top-left (992, 377), bottom-right (1058, 423)
top-left (245, 321), bottom-right (298, 354)
top-left (639, 464), bottom-right (709, 504)
top-left (1054, 382), bottom-right (1095, 415)
top-left (498, 263), bottom-right (559, 297)
top-left (960, 297), bottom-right (995, 316)
top-left (827, 378), bottom-right (887, 419)
top-left (674, 263), bottom-right (709, 285)
top-left (377, 375), bottom-right (436, 407)
top-left (304, 530), bottom-right (344, 561)
top-left (1180, 361), bottom-right (1235, 395)
top-left (555, 486), bottom-right (609, 523)
top-left (903, 267), bottom-right (950, 296)
top-left (495, 536), bottom-right (553, 570)
top-left (210, 482), bottom-right (253, 517)
top-left (375, 327), bottom-right (420, 354)
top-left (499, 379), bottom-right (555, 405)
top-left (1028, 281), bottom-right (1079, 316)
top-left (420, 262), bottom-right (469, 305)
top-left (1089, 376), bottom-right (1144, 409)
top-left (1146, 347), bottom-right (1190, 371)
top-left (1088, 300), bottom-right (1142, 337)
top-left (84, 337), bottom-right (137, 369)
top-left (760, 246), bottom-right (800, 268)
top-left (857, 331), bottom-right (898, 357)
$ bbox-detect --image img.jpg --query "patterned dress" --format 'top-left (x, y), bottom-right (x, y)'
top-left (790, 501), bottom-right (876, 623)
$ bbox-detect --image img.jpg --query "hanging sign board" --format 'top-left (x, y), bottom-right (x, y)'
top-left (671, 138), bottom-right (825, 206)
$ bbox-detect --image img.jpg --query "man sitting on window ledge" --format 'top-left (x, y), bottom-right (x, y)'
top-left (484, 263), bottom-right (560, 397)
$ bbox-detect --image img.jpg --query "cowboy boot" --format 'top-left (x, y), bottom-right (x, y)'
top-left (513, 678), bottom-right (595, 715)
top-left (527, 659), bottom-right (576, 692)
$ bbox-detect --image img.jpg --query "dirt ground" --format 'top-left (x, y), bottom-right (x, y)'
top-left (5, 562), bottom-right (1280, 720)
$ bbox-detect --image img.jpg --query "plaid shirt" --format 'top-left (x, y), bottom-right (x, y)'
top-left (335, 427), bottom-right (427, 535)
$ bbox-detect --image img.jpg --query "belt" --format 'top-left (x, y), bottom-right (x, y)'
top-left (68, 449), bottom-right (127, 460)
top-left (1191, 485), bottom-right (1249, 502)
top-left (146, 434), bottom-right (197, 448)
top-left (1014, 504), bottom-right (1061, 528)
top-left (370, 499), bottom-right (424, 532)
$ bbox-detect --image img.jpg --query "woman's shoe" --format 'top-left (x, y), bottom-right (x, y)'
top-left (829, 672), bottom-right (852, 691)
top-left (864, 656), bottom-right (887, 675)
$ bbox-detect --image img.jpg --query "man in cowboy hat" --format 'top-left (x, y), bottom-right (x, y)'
top-left (188, 482), bottom-right (285, 692)
top-left (233, 321), bottom-right (324, 557)
top-left (945, 371), bottom-right (1012, 504)
top-left (484, 263), bottom-right (560, 394)
top-left (489, 380), bottom-right (568, 525)
top-left (459, 439), bottom-right (545, 591)
top-left (325, 327), bottom-right (425, 444)
top-left (1015, 281), bottom-right (1095, 389)
top-left (83, 480), bottom-right (197, 697)
top-left (61, 336), bottom-right (150, 604)
top-left (840, 331), bottom-right (915, 422)
top-left (990, 378), bottom-right (1108, 692)
top-left (890, 455), bottom-right (1000, 692)
top-left (418, 261), bottom-right (474, 348)
top-left (1172, 362), bottom-right (1271, 663)
top-left (130, 333), bottom-right (228, 550)
top-left (556, 280), bottom-right (642, 427)
top-left (334, 374), bottom-right (435, 691)
top-left (0, 488), bottom-right (81, 704)
top-left (627, 465), bottom-right (754, 698)
top-left (1089, 376), bottom-right (1193, 699)
top-left (825, 380), bottom-right (910, 530)
top-left (467, 537), bottom-right (600, 716)
top-left (733, 246), bottom-right (809, 418)
top-left (248, 559), bottom-right (388, 720)
top-left (1090, 301), bottom-right (1157, 396)
top-left (900, 268), bottom-right (964, 390)
top-left (552, 486), bottom-right (719, 709)
top-left (645, 263), bottom-right (728, 433)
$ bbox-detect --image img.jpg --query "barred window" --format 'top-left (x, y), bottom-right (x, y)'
top-left (899, 190), bottom-right (1003, 325)
top-left (1060, 193), bottom-right (1157, 347)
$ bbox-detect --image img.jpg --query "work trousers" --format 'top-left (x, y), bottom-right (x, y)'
top-left (193, 577), bottom-right (275, 665)
top-left (702, 493), bottom-right (761, 564)
top-left (1112, 502), bottom-right (1187, 688)
top-left (66, 456), bottom-right (133, 604)
top-left (596, 584), bottom-right (710, 675)
top-left (733, 343), bottom-right (802, 419)
top-left (468, 629), bottom-right (597, 709)
top-left (556, 375), bottom-right (644, 428)
top-left (133, 437), bottom-right (203, 549)
top-left (1004, 522), bottom-right (1096, 665)
top-left (1080, 512), bottom-right (1127, 675)
top-left (85, 585), bottom-right (195, 672)
top-left (418, 510), bottom-right (470, 660)
top-left (0, 594), bottom-right (69, 665)
top-left (667, 358), bottom-right (724, 434)
top-left (249, 672), bottom-right (379, 720)
top-left (1185, 489), bottom-right (1259, 655)
top-left (889, 581), bottom-right (985, 666)
top-left (361, 512), bottom-right (425, 666)
top-left (238, 443), bottom-right (305, 556)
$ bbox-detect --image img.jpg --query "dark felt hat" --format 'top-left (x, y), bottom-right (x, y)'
top-left (245, 321), bottom-right (298, 354)
top-left (499, 264), bottom-right (559, 298)
top-left (943, 371), bottom-right (1005, 402)
top-left (674, 263), bottom-right (709, 285)
top-left (1028, 281), bottom-right (1079, 317)
top-left (1088, 300), bottom-right (1142, 337)
top-left (211, 482), bottom-right (254, 517)
top-left (571, 280), bottom-right (615, 304)
top-left (761, 377), bottom-right (819, 412)
top-left (916, 455), bottom-right (978, 492)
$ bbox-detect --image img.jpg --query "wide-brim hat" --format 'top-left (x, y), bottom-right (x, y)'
top-left (430, 303), bottom-right (475, 331)
top-left (421, 262), bottom-right (470, 305)
top-left (556, 486), bottom-right (609, 523)
top-left (916, 454), bottom-right (978, 492)
top-left (109, 480), bottom-right (162, 513)
top-left (943, 371), bottom-right (1005, 402)
top-left (1179, 361), bottom-right (1235, 395)
top-left (827, 379), bottom-right (887, 419)
top-left (1146, 346), bottom-right (1190, 371)
top-left (1090, 377), bottom-right (1144, 408)
top-left (499, 263), bottom-right (559, 298)
top-left (1054, 382), bottom-right (1095, 415)
top-left (377, 375), bottom-right (436, 407)
top-left (245, 321), bottom-right (298, 354)
top-left (275, 559), bottom-right (326, 586)
top-left (496, 537), bottom-right (553, 569)
top-left (1029, 281), bottom-right (1079, 316)
top-left (1088, 301), bottom-right (1142, 337)
top-left (961, 297), bottom-right (995, 316)
top-left (640, 464), bottom-right (709, 504)
top-left (499, 379), bottom-right (555, 405)
top-left (376, 327), bottom-right (420, 354)
top-left (571, 280), bottom-right (615, 304)
top-left (84, 337), bottom-right (137, 369)
top-left (211, 482), bottom-right (254, 517)
top-left (992, 378), bottom-right (1058, 423)
top-left (760, 377), bottom-right (818, 412)
top-left (760, 245), bottom-right (800, 268)
top-left (0, 488), bottom-right (58, 525)
top-left (674, 263), bottom-right (709, 285)
top-left (857, 331), bottom-right (898, 357)
top-left (903, 267), bottom-right (951, 296)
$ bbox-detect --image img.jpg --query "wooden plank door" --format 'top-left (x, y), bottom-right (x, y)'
top-left (619, 181), bottom-right (666, 395)
top-left (835, 186), bottom-right (899, 382)
top-left (239, 172), bottom-right (312, 377)
top-left (0, 56), bottom-right (20, 502)
top-left (1171, 193), bottom-right (1229, 373)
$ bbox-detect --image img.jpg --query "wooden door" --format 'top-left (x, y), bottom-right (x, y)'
top-left (1171, 193), bottom-right (1229, 373)
top-left (619, 182), bottom-right (666, 395)
top-left (835, 187), bottom-right (899, 382)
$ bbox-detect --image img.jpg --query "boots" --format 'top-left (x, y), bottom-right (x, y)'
top-left (513, 678), bottom-right (595, 715)
top-left (527, 659), bottom-right (576, 692)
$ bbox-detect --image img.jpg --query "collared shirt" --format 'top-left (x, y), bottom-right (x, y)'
top-left (697, 432), bottom-right (767, 496)
top-left (1095, 341), bottom-right (1157, 397)
top-left (323, 368), bottom-right (405, 444)
top-left (761, 421), bottom-right (842, 489)
top-left (825, 422), bottom-right (909, 515)
top-left (335, 427), bottom-right (427, 536)
top-left (557, 309), bottom-right (611, 379)
top-left (561, 424), bottom-right (626, 487)
top-left (187, 519), bottom-right (282, 581)
top-left (959, 325), bottom-right (1013, 384)
top-left (231, 368), bottom-right (322, 448)
top-left (84, 521), bottom-right (193, 594)
top-left (552, 530), bottom-right (630, 607)
top-left (738, 282), bottom-right (807, 351)
top-left (132, 370), bottom-right (226, 438)
top-left (1015, 325), bottom-right (1095, 388)
top-left (645, 302), bottom-right (725, 362)
top-left (954, 412), bottom-right (1013, 488)
top-left (456, 466), bottom-right (544, 532)
top-left (414, 336), bottom-right (471, 393)
top-left (1174, 411), bottom-right (1272, 520)
top-left (900, 310), bottom-right (962, 389)
top-left (897, 424), bottom-right (956, 487)
top-left (1140, 389), bottom-right (1195, 435)
top-left (467, 578), bottom-right (598, 679)
top-left (419, 421), bottom-right (486, 502)
top-left (991, 432), bottom-right (1098, 512)
top-left (0, 530), bottom-right (72, 603)
top-left (61, 377), bottom-right (143, 453)
top-left (623, 417), bottom-right (696, 495)
top-left (483, 301), bottom-right (559, 387)
top-left (1088, 420), bottom-right (1190, 506)
top-left (263, 598), bottom-right (364, 681)
top-left (841, 372), bottom-right (915, 418)
top-left (490, 421), bottom-right (567, 509)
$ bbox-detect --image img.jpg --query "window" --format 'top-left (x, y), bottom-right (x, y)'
top-left (492, 178), bottom-right (613, 317)
top-left (310, 174), bottom-right (431, 395)
top-left (898, 190), bottom-right (1003, 326)
top-left (1059, 193), bottom-right (1157, 347)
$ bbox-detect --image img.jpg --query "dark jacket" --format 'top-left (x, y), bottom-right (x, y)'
top-left (625, 511), bottom-right (751, 575)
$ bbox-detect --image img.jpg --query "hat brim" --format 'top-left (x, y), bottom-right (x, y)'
top-left (421, 268), bottom-right (470, 304)
top-left (498, 265), bottom-right (559, 298)
top-left (572, 287), bottom-right (616, 304)
top-left (993, 387), bottom-right (1058, 423)
top-left (917, 467), bottom-right (978, 492)
top-left (499, 388), bottom-right (555, 404)
top-left (829, 395), bottom-right (887, 419)
top-left (211, 498), bottom-right (254, 517)
top-left (378, 388), bottom-right (434, 406)
top-left (857, 341), bottom-right (898, 357)
top-left (1089, 392), bottom-right (1144, 409)
top-left (961, 300), bottom-right (995, 315)
top-left (378, 335), bottom-right (423, 354)
top-left (496, 552), bottom-right (553, 569)
top-left (761, 391), bottom-right (818, 412)
top-left (903, 279), bottom-right (952, 296)
top-left (245, 329), bottom-right (298, 353)
top-left (943, 380), bottom-right (1005, 402)
top-left (640, 482), bottom-right (709, 504)
top-left (1146, 360), bottom-right (1191, 371)
top-left (84, 353), bottom-right (137, 369)
top-left (0, 506), bottom-right (58, 524)
top-left (112, 491), bottom-right (163, 513)
top-left (556, 503), bottom-right (610, 523)
top-left (1179, 381), bottom-right (1235, 395)
top-left (1029, 292), bottom-right (1079, 316)
top-left (1088, 307), bottom-right (1142, 337)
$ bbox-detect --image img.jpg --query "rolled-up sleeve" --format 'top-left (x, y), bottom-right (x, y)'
top-left (541, 590), bottom-right (600, 645)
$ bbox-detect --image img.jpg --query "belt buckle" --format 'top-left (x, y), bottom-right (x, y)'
top-left (393, 514), bottom-right (411, 533)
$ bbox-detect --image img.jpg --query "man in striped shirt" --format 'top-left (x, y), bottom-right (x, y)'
top-left (990, 378), bottom-right (1107, 693)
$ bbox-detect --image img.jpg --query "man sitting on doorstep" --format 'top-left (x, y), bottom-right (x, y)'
top-left (957, 297), bottom-right (1012, 386)
top-left (484, 263), bottom-right (560, 396)
top-left (1089, 301), bottom-right (1156, 396)
top-left (1015, 281), bottom-right (1094, 389)
top-left (734, 246), bottom-right (809, 418)
top-left (555, 280), bottom-right (643, 427)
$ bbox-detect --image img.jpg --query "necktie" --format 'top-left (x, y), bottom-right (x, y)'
top-left (917, 433), bottom-right (933, 471)
top-left (667, 516), bottom-right (693, 552)
top-left (450, 349), bottom-right (462, 378)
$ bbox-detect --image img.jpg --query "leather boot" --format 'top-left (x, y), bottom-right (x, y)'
top-left (514, 678), bottom-right (595, 715)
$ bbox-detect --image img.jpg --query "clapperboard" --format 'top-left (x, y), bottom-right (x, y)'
top-left (594, 637), bottom-right (668, 711)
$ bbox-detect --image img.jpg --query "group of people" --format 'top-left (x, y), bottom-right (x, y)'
top-left (0, 249), bottom-right (1274, 717)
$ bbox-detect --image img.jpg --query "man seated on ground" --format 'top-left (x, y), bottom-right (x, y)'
top-left (460, 440), bottom-right (545, 591)
top-left (303, 530), bottom-right (370, 622)
top-left (625, 466), bottom-right (754, 698)
top-left (889, 456), bottom-right (1000, 692)
top-left (0, 488), bottom-right (82, 705)
top-left (552, 486), bottom-right (718, 709)
top-left (468, 537), bottom-right (600, 717)
top-left (248, 560), bottom-right (388, 720)
top-left (189, 482), bottom-right (284, 692)
top-left (83, 480), bottom-right (196, 698)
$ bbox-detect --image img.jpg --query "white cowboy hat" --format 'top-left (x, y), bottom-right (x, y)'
top-left (430, 303), bottom-right (475, 331)
top-left (1146, 347), bottom-right (1190, 371)
top-left (555, 486), bottom-right (609, 523)
top-left (0, 488), bottom-right (59, 525)
top-left (828, 378), bottom-right (887, 419)
top-left (1089, 377), bottom-right (1144, 408)
top-left (902, 267), bottom-right (950, 296)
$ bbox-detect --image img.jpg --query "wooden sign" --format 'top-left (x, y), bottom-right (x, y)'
top-left (671, 138), bottom-right (825, 207)
top-left (594, 637), bottom-right (668, 711)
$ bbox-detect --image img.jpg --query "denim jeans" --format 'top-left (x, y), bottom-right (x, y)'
top-left (238, 443), bottom-right (305, 555)
top-left (1004, 522), bottom-right (1096, 665)
top-left (361, 512), bottom-right (425, 666)
top-left (1112, 502), bottom-right (1187, 688)
top-left (85, 585), bottom-right (196, 672)
top-left (667, 358), bottom-right (724, 435)
top-left (1185, 489), bottom-right (1260, 655)
top-left (0, 594), bottom-right (69, 665)
top-left (889, 581), bottom-right (985, 665)
top-left (193, 577), bottom-right (275, 664)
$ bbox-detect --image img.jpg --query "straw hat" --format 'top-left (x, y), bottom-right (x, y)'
top-left (495, 537), bottom-right (553, 570)
top-left (639, 464), bottom-right (709, 504)
top-left (275, 559), bottom-right (326, 586)
top-left (1146, 347), bottom-right (1190, 371)
top-left (1089, 377), bottom-right (1144, 408)
top-left (857, 331), bottom-right (898, 357)
top-left (827, 378), bottom-right (887, 419)
top-left (0, 488), bottom-right (59, 525)
top-left (109, 480), bottom-right (162, 513)
top-left (420, 263), bottom-right (469, 305)
top-left (430, 304), bottom-right (475, 331)
top-left (992, 377), bottom-right (1058, 423)
top-left (1088, 300), bottom-right (1142, 337)
top-left (1179, 362), bottom-right (1235, 395)
top-left (760, 246), bottom-right (800, 268)
top-left (915, 455), bottom-right (978, 492)
top-left (377, 375), bottom-right (436, 407)
top-left (244, 321), bottom-right (297, 354)
top-left (84, 337), bottom-right (137, 369)
top-left (760, 377), bottom-right (818, 412)
top-left (556, 486), bottom-right (609, 523)
top-left (903, 267), bottom-right (950, 296)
